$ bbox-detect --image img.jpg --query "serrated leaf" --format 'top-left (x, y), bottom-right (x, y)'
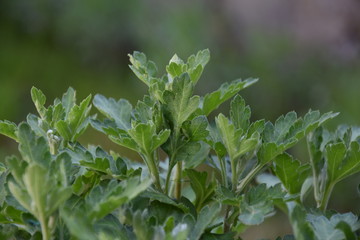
top-left (230, 95), bottom-right (250, 131)
top-left (307, 213), bottom-right (360, 240)
top-left (201, 78), bottom-right (258, 116)
top-left (274, 153), bottom-right (311, 194)
top-left (93, 95), bottom-right (132, 130)
top-left (182, 116), bottom-right (209, 141)
top-left (31, 87), bottom-right (47, 119)
top-left (17, 123), bottom-right (51, 167)
top-left (238, 184), bottom-right (285, 225)
top-left (62, 87), bottom-right (76, 116)
top-left (128, 51), bottom-right (158, 86)
top-left (86, 177), bottom-right (151, 221)
top-left (164, 73), bottom-right (200, 129)
top-left (186, 169), bottom-right (216, 211)
top-left (190, 203), bottom-right (220, 240)
top-left (127, 122), bottom-right (170, 154)
top-left (0, 120), bottom-right (18, 141)
top-left (182, 142), bottom-right (210, 169)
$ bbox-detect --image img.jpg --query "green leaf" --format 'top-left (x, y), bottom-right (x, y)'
top-left (17, 123), bottom-right (51, 167)
top-left (86, 177), bottom-right (151, 221)
top-left (182, 116), bottom-right (209, 141)
top-left (93, 94), bottom-right (132, 130)
top-left (166, 49), bottom-right (210, 84)
top-left (129, 51), bottom-right (158, 86)
top-left (230, 95), bottom-right (250, 131)
top-left (190, 203), bottom-right (221, 240)
top-left (163, 73), bottom-right (200, 129)
top-left (201, 78), bottom-right (258, 116)
top-left (62, 87), bottom-right (76, 116)
top-left (325, 142), bottom-right (347, 184)
top-left (127, 122), bottom-right (170, 154)
top-left (56, 94), bottom-right (92, 142)
top-left (31, 87), bottom-right (47, 119)
top-left (307, 213), bottom-right (360, 240)
top-left (238, 184), bottom-right (285, 225)
top-left (185, 169), bottom-right (216, 211)
top-left (61, 207), bottom-right (98, 240)
top-left (274, 153), bottom-right (311, 194)
top-left (330, 141), bottom-right (360, 183)
top-left (0, 120), bottom-right (18, 141)
top-left (182, 142), bottom-right (210, 169)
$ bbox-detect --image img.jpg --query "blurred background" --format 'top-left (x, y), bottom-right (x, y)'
top-left (1, 0), bottom-right (360, 238)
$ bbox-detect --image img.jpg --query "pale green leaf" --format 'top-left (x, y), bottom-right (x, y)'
top-left (93, 94), bottom-right (132, 130)
top-left (0, 120), bottom-right (18, 141)
top-left (31, 87), bottom-right (46, 119)
top-left (163, 73), bottom-right (199, 129)
top-left (201, 78), bottom-right (258, 116)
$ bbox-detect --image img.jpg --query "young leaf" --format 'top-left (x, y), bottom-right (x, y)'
top-left (128, 51), bottom-right (158, 86)
top-left (273, 153), bottom-right (311, 195)
top-left (185, 169), bottom-right (216, 211)
top-left (93, 95), bottom-right (132, 130)
top-left (0, 120), bottom-right (18, 141)
top-left (201, 78), bottom-right (258, 116)
top-left (31, 87), bottom-right (47, 119)
top-left (190, 202), bottom-right (221, 240)
top-left (17, 123), bottom-right (51, 167)
top-left (86, 177), bottom-right (151, 221)
top-left (163, 73), bottom-right (200, 129)
top-left (62, 87), bottom-right (76, 116)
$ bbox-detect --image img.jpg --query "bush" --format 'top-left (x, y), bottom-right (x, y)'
top-left (0, 50), bottom-right (359, 239)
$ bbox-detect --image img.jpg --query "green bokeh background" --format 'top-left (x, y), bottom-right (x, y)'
top-left (1, 1), bottom-right (360, 238)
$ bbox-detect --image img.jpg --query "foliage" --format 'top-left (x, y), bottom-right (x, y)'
top-left (0, 49), bottom-right (359, 239)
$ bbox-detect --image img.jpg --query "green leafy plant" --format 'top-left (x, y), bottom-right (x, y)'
top-left (0, 49), bottom-right (359, 239)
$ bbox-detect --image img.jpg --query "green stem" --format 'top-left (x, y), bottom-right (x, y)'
top-left (307, 136), bottom-right (321, 205)
top-left (230, 157), bottom-right (237, 191)
top-left (236, 164), bottom-right (263, 193)
top-left (219, 155), bottom-right (228, 188)
top-left (319, 182), bottom-right (335, 212)
top-left (174, 161), bottom-right (182, 200)
top-left (39, 215), bottom-right (50, 240)
top-left (146, 152), bottom-right (163, 192)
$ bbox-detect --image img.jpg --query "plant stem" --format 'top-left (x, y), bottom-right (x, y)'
top-left (230, 157), bottom-right (237, 191)
top-left (319, 182), bottom-right (335, 212)
top-left (146, 153), bottom-right (163, 192)
top-left (174, 161), bottom-right (182, 200)
top-left (219, 155), bottom-right (228, 187)
top-left (307, 136), bottom-right (321, 205)
top-left (236, 164), bottom-right (263, 193)
top-left (39, 215), bottom-right (50, 240)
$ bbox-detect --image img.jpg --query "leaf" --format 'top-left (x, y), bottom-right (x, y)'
top-left (182, 142), bottom-right (210, 169)
top-left (166, 49), bottom-right (210, 84)
top-left (56, 94), bottom-right (92, 142)
top-left (17, 123), bottom-right (51, 167)
top-left (238, 184), bottom-right (285, 225)
top-left (86, 177), bottom-right (151, 221)
top-left (325, 142), bottom-right (347, 184)
top-left (186, 169), bottom-right (216, 211)
top-left (273, 153), bottom-right (311, 194)
top-left (182, 116), bottom-right (209, 141)
top-left (61, 207), bottom-right (98, 240)
top-left (307, 213), bottom-right (360, 240)
top-left (163, 73), bottom-right (200, 129)
top-left (93, 94), bottom-right (132, 130)
top-left (201, 78), bottom-right (258, 116)
top-left (230, 95), bottom-right (250, 131)
top-left (190, 203), bottom-right (221, 240)
top-left (127, 122), bottom-right (170, 154)
top-left (31, 87), bottom-right (47, 119)
top-left (62, 87), bottom-right (76, 116)
top-left (128, 51), bottom-right (158, 86)
top-left (0, 120), bottom-right (18, 141)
